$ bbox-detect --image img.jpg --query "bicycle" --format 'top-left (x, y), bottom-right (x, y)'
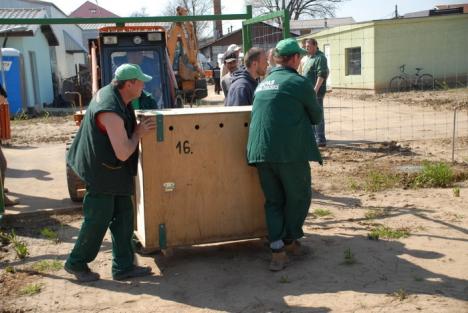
top-left (389, 64), bottom-right (436, 92)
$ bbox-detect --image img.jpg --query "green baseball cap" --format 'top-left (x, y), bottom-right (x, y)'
top-left (114, 63), bottom-right (152, 82)
top-left (275, 38), bottom-right (307, 56)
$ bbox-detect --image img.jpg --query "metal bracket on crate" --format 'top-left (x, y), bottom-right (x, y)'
top-left (159, 223), bottom-right (167, 250)
top-left (156, 113), bottom-right (164, 142)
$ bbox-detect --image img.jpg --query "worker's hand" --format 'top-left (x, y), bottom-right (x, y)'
top-left (136, 116), bottom-right (156, 138)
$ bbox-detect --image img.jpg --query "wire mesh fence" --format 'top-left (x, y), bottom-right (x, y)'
top-left (251, 15), bottom-right (468, 163)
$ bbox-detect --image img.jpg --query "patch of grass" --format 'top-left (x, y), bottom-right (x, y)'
top-left (31, 260), bottom-right (62, 273)
top-left (343, 248), bottom-right (356, 265)
top-left (364, 169), bottom-right (399, 192)
top-left (0, 230), bottom-right (29, 259)
top-left (0, 231), bottom-right (12, 245)
top-left (40, 227), bottom-right (59, 242)
top-left (367, 231), bottom-right (380, 241)
top-left (277, 275), bottom-right (291, 284)
top-left (364, 208), bottom-right (388, 220)
top-left (391, 288), bottom-right (408, 301)
top-left (453, 187), bottom-right (460, 197)
top-left (412, 162), bottom-right (454, 188)
top-left (369, 226), bottom-right (410, 239)
top-left (5, 266), bottom-right (16, 273)
top-left (313, 208), bottom-right (332, 217)
top-left (14, 241), bottom-right (30, 259)
top-left (348, 178), bottom-right (360, 191)
top-left (19, 283), bottom-right (42, 296)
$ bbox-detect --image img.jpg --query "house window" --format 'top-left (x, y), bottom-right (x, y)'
top-left (90, 9), bottom-right (97, 14)
top-left (346, 47), bottom-right (361, 76)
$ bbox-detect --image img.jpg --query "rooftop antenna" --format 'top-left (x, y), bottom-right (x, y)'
top-left (95, 0), bottom-right (102, 17)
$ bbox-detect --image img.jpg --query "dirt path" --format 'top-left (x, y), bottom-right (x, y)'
top-left (1, 88), bottom-right (467, 313)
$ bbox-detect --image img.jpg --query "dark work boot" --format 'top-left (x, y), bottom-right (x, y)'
top-left (65, 263), bottom-right (100, 282)
top-left (113, 265), bottom-right (153, 281)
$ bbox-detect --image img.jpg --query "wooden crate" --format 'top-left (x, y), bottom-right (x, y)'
top-left (135, 107), bottom-right (266, 251)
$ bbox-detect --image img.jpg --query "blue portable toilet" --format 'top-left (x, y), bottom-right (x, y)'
top-left (0, 48), bottom-right (24, 115)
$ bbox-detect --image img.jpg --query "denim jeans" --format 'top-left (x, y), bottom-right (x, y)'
top-left (314, 97), bottom-right (326, 144)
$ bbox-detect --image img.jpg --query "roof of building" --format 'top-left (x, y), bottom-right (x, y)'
top-left (404, 4), bottom-right (468, 18)
top-left (5, 0), bottom-right (69, 17)
top-left (298, 12), bottom-right (467, 40)
top-left (290, 17), bottom-right (355, 29)
top-left (0, 8), bottom-right (46, 34)
top-left (63, 29), bottom-right (87, 53)
top-left (0, 8), bottom-right (58, 45)
top-left (199, 22), bottom-right (297, 50)
top-left (403, 10), bottom-right (430, 18)
top-left (69, 1), bottom-right (119, 18)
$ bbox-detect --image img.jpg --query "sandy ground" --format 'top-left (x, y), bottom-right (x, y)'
top-left (0, 87), bottom-right (467, 313)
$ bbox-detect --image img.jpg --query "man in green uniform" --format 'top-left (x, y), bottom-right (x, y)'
top-left (301, 38), bottom-right (329, 147)
top-left (247, 38), bottom-right (323, 272)
top-left (65, 64), bottom-right (156, 282)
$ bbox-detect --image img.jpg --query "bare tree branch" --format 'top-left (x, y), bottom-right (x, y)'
top-left (247, 0), bottom-right (345, 21)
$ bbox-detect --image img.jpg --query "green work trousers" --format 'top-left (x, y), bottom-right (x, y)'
top-left (65, 192), bottom-right (135, 277)
top-left (256, 161), bottom-right (312, 243)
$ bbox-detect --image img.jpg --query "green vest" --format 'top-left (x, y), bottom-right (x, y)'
top-left (67, 84), bottom-right (139, 195)
top-left (302, 50), bottom-right (328, 97)
top-left (247, 66), bottom-right (323, 164)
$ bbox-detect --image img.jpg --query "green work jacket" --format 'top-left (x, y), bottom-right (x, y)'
top-left (302, 50), bottom-right (329, 97)
top-left (67, 83), bottom-right (139, 195)
top-left (247, 66), bottom-right (323, 165)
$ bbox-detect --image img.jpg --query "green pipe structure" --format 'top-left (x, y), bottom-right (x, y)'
top-left (242, 9), bottom-right (290, 52)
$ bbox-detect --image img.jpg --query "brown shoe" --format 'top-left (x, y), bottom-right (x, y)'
top-left (4, 196), bottom-right (19, 207)
top-left (269, 250), bottom-right (289, 272)
top-left (285, 240), bottom-right (311, 257)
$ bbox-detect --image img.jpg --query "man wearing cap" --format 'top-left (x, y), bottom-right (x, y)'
top-left (65, 64), bottom-right (156, 282)
top-left (247, 38), bottom-right (323, 272)
top-left (225, 47), bottom-right (268, 106)
top-left (221, 52), bottom-right (239, 101)
top-left (301, 38), bottom-right (329, 147)
top-left (221, 44), bottom-right (241, 77)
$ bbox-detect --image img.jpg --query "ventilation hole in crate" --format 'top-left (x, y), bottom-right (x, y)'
top-left (169, 126), bottom-right (174, 131)
top-left (219, 123), bottom-right (224, 128)
top-left (195, 125), bottom-right (200, 130)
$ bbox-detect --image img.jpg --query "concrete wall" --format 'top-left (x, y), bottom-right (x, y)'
top-left (374, 14), bottom-right (468, 91)
top-left (308, 23), bottom-right (376, 90)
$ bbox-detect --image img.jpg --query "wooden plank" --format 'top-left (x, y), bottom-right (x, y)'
top-left (135, 107), bottom-right (266, 250)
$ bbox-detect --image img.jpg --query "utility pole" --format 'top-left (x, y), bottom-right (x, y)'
top-left (395, 5), bottom-right (399, 18)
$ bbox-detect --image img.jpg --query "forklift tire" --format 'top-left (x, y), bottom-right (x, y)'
top-left (194, 79), bottom-right (208, 99)
top-left (66, 143), bottom-right (85, 202)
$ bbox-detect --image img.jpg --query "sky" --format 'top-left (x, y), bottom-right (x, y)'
top-left (49, 0), bottom-right (467, 27)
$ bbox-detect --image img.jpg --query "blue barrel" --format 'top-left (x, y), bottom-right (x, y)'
top-left (0, 48), bottom-right (24, 115)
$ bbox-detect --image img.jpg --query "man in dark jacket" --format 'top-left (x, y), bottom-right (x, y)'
top-left (225, 47), bottom-right (268, 106)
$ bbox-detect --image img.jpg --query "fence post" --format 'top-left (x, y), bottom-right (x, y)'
top-left (242, 6), bottom-right (253, 52)
top-left (452, 108), bottom-right (457, 163)
top-left (282, 9), bottom-right (290, 39)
